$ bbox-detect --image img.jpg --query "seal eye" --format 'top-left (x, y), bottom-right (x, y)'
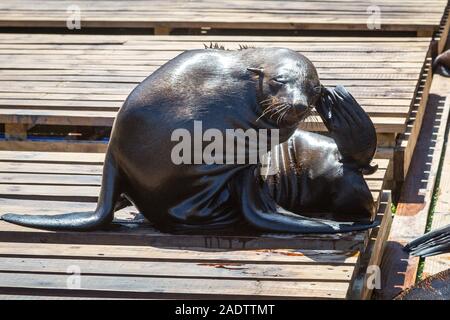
top-left (313, 85), bottom-right (322, 95)
top-left (269, 78), bottom-right (287, 90)
top-left (272, 78), bottom-right (287, 85)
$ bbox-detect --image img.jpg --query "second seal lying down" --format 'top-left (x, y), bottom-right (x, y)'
top-left (2, 47), bottom-right (379, 234)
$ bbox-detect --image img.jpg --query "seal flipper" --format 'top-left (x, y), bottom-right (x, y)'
top-left (404, 225), bottom-right (450, 257)
top-left (1, 151), bottom-right (122, 231)
top-left (231, 166), bottom-right (379, 234)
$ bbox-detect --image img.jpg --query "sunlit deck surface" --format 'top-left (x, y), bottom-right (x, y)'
top-left (0, 150), bottom-right (391, 299)
top-left (0, 0), bottom-right (447, 34)
top-left (1, 0), bottom-right (450, 301)
top-left (0, 34), bottom-right (432, 174)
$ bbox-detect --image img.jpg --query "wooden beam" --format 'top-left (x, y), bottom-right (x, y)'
top-left (153, 26), bottom-right (172, 35)
top-left (395, 56), bottom-right (433, 183)
top-left (376, 76), bottom-right (450, 299)
top-left (0, 139), bottom-right (107, 153)
top-left (348, 191), bottom-right (393, 299)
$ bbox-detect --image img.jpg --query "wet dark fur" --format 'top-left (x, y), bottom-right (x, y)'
top-left (1, 48), bottom-right (379, 234)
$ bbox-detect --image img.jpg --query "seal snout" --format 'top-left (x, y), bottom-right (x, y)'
top-left (292, 101), bottom-right (309, 112)
top-left (292, 102), bottom-right (312, 121)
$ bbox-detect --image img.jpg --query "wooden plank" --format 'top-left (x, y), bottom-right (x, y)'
top-left (0, 220), bottom-right (367, 251)
top-left (0, 0), bottom-right (446, 33)
top-left (0, 294), bottom-right (122, 300)
top-left (348, 191), bottom-right (393, 299)
top-left (0, 150), bottom-right (104, 163)
top-left (431, 3), bottom-right (450, 55)
top-left (0, 148), bottom-right (390, 299)
top-left (0, 140), bottom-right (108, 153)
top-left (395, 56), bottom-right (433, 182)
top-left (0, 198), bottom-right (370, 251)
top-left (397, 58), bottom-right (432, 181)
top-left (0, 151), bottom-right (389, 253)
top-left (0, 207), bottom-right (381, 255)
top-left (0, 34), bottom-right (431, 146)
top-left (0, 161), bottom-right (103, 175)
top-left (423, 95), bottom-right (450, 276)
top-left (0, 272), bottom-right (350, 299)
top-left (0, 109), bottom-right (407, 132)
top-left (0, 257), bottom-right (355, 281)
top-left (377, 77), bottom-right (450, 299)
top-left (0, 242), bottom-right (360, 265)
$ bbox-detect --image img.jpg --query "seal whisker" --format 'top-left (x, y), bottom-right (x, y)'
top-left (260, 97), bottom-right (277, 105)
top-left (256, 103), bottom-right (286, 122)
top-left (256, 98), bottom-right (287, 122)
top-left (266, 103), bottom-right (288, 118)
top-left (277, 105), bottom-right (292, 124)
top-left (269, 104), bottom-right (289, 120)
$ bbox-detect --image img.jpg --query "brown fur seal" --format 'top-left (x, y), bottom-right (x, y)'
top-left (1, 47), bottom-right (378, 234)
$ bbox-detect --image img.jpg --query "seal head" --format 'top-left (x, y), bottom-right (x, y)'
top-left (247, 49), bottom-right (322, 126)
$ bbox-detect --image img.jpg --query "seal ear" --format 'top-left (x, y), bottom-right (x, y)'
top-left (361, 163), bottom-right (378, 175)
top-left (247, 67), bottom-right (264, 77)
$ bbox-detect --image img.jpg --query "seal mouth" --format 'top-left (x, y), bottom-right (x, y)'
top-left (292, 103), bottom-right (312, 118)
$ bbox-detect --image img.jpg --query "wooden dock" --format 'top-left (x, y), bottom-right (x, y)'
top-left (0, 0), bottom-right (448, 36)
top-left (1, 0), bottom-right (450, 301)
top-left (0, 34), bottom-right (433, 184)
top-left (0, 150), bottom-right (392, 299)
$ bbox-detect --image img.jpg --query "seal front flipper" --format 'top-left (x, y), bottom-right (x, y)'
top-left (404, 225), bottom-right (450, 257)
top-left (230, 166), bottom-right (379, 234)
top-left (1, 150), bottom-right (122, 231)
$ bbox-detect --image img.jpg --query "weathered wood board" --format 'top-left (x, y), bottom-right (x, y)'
top-left (0, 0), bottom-right (447, 34)
top-left (0, 33), bottom-right (432, 159)
top-left (376, 77), bottom-right (450, 299)
top-left (0, 150), bottom-right (392, 299)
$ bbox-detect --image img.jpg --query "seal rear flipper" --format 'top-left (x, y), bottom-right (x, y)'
top-left (230, 167), bottom-right (379, 234)
top-left (1, 151), bottom-right (122, 231)
top-left (404, 225), bottom-right (450, 257)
